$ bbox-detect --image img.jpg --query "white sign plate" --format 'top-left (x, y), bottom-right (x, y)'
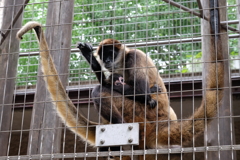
top-left (95, 123), bottom-right (139, 147)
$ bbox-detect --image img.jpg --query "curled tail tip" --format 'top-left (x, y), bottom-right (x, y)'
top-left (16, 21), bottom-right (42, 40)
top-left (16, 31), bottom-right (23, 40)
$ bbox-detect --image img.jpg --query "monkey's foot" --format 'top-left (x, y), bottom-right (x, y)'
top-left (148, 99), bottom-right (157, 109)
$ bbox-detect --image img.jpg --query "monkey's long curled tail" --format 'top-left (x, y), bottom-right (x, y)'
top-left (148, 23), bottom-right (225, 148)
top-left (17, 21), bottom-right (97, 145)
top-left (156, 48), bottom-right (224, 146)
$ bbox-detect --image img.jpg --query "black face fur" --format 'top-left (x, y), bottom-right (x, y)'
top-left (98, 46), bottom-right (119, 71)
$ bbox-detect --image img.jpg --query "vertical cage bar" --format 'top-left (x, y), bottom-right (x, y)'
top-left (236, 0), bottom-right (240, 72)
top-left (0, 0), bottom-right (25, 156)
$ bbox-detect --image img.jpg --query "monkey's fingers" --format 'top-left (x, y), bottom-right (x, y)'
top-left (150, 84), bottom-right (162, 93)
top-left (77, 42), bottom-right (93, 53)
top-left (85, 43), bottom-right (93, 51)
top-left (77, 42), bottom-right (85, 49)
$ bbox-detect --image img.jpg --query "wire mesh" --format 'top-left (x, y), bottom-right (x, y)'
top-left (0, 0), bottom-right (239, 160)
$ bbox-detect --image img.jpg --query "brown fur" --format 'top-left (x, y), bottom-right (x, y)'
top-left (17, 22), bottom-right (224, 160)
top-left (17, 21), bottom-right (98, 145)
top-left (94, 37), bottom-right (223, 159)
top-left (95, 39), bottom-right (177, 121)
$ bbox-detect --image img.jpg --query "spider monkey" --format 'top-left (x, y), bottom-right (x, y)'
top-left (78, 42), bottom-right (162, 105)
top-left (78, 42), bottom-right (163, 124)
top-left (77, 43), bottom-right (163, 154)
top-left (17, 20), bottom-right (224, 160)
top-left (78, 40), bottom-right (178, 126)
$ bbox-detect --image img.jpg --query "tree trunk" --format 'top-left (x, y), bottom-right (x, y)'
top-left (27, 0), bottom-right (74, 156)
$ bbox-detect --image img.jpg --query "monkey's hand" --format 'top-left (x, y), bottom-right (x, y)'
top-left (147, 84), bottom-right (160, 108)
top-left (150, 84), bottom-right (162, 93)
top-left (77, 42), bottom-right (93, 55)
top-left (148, 99), bottom-right (157, 109)
top-left (114, 77), bottom-right (125, 86)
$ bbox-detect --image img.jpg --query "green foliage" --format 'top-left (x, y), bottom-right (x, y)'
top-left (17, 0), bottom-right (48, 86)
top-left (195, 52), bottom-right (202, 59)
top-left (72, 0), bottom-right (201, 45)
top-left (17, 56), bottom-right (39, 86)
top-left (17, 0), bottom-right (239, 87)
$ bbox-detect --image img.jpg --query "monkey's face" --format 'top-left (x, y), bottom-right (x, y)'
top-left (98, 46), bottom-right (119, 71)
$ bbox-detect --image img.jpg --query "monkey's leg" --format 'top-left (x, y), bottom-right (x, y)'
top-left (92, 85), bottom-right (125, 157)
top-left (78, 42), bottom-right (107, 84)
top-left (92, 85), bottom-right (125, 124)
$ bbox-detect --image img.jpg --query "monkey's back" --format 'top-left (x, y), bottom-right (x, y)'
top-left (124, 49), bottom-right (176, 121)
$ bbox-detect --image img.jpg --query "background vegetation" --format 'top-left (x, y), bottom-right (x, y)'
top-left (17, 0), bottom-right (239, 86)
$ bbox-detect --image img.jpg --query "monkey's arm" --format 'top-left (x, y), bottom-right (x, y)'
top-left (78, 44), bottom-right (126, 125)
top-left (17, 22), bottom-right (98, 146)
top-left (110, 52), bottom-right (157, 108)
top-left (114, 76), bottom-right (161, 94)
top-left (77, 43), bottom-right (107, 85)
top-left (112, 78), bottom-right (157, 108)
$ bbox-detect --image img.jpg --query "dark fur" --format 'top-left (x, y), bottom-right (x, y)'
top-left (78, 42), bottom-right (162, 123)
top-left (96, 41), bottom-right (158, 109)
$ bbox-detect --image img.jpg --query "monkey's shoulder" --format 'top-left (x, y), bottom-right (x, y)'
top-left (125, 49), bottom-right (154, 68)
top-left (126, 48), bottom-right (146, 56)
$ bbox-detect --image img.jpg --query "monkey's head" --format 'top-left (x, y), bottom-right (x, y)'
top-left (95, 39), bottom-right (125, 72)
